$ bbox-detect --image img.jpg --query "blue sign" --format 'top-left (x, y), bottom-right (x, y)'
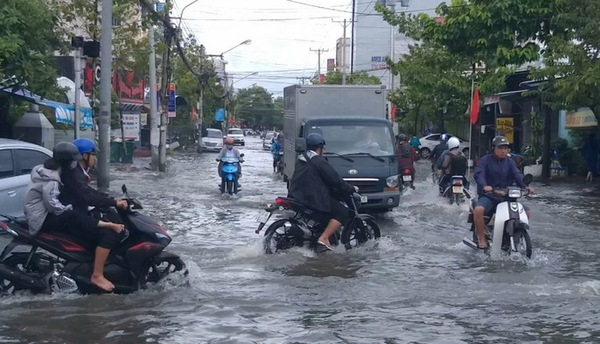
top-left (215, 108), bottom-right (225, 122)
top-left (156, 2), bottom-right (165, 11)
top-left (167, 83), bottom-right (176, 118)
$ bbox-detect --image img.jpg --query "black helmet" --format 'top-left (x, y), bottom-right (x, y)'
top-left (306, 133), bottom-right (326, 150)
top-left (398, 134), bottom-right (408, 142)
top-left (53, 142), bottom-right (83, 163)
top-left (492, 136), bottom-right (510, 147)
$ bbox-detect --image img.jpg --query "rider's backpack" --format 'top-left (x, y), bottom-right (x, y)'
top-left (399, 143), bottom-right (411, 158)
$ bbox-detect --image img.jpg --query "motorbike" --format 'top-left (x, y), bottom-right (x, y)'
top-left (462, 174), bottom-right (534, 259)
top-left (0, 185), bottom-right (187, 295)
top-left (217, 154), bottom-right (244, 195)
top-left (275, 151), bottom-right (284, 176)
top-left (400, 168), bottom-right (414, 191)
top-left (440, 175), bottom-right (472, 205)
top-left (255, 194), bottom-right (380, 254)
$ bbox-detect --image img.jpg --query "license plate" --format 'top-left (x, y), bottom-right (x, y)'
top-left (452, 186), bottom-right (463, 194)
top-left (256, 212), bottom-right (270, 224)
top-left (360, 195), bottom-right (368, 203)
top-left (402, 175), bottom-right (412, 182)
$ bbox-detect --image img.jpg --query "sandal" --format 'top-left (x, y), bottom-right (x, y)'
top-left (317, 240), bottom-right (334, 252)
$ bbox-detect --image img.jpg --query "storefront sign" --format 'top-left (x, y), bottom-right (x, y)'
top-left (496, 117), bottom-right (514, 143)
top-left (121, 113), bottom-right (140, 141)
top-left (566, 107), bottom-right (598, 128)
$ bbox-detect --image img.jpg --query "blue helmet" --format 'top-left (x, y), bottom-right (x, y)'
top-left (306, 133), bottom-right (326, 150)
top-left (73, 138), bottom-right (98, 155)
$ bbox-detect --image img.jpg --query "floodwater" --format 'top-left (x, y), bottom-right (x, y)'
top-left (1, 136), bottom-right (600, 343)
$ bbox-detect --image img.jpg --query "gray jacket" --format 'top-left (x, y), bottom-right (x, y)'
top-left (23, 165), bottom-right (72, 235)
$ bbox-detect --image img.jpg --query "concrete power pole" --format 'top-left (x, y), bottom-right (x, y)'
top-left (310, 48), bottom-right (329, 83)
top-left (97, 0), bottom-right (113, 191)
top-left (158, 0), bottom-right (173, 172)
top-left (148, 9), bottom-right (159, 167)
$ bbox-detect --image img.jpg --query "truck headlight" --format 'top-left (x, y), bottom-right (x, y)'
top-left (386, 175), bottom-right (399, 187)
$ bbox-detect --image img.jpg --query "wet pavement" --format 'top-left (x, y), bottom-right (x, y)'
top-left (1, 136), bottom-right (600, 343)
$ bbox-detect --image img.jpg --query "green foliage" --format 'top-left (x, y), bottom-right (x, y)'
top-left (234, 86), bottom-right (281, 128)
top-left (316, 71), bottom-right (382, 85)
top-left (522, 111), bottom-right (543, 166)
top-left (552, 137), bottom-right (585, 175)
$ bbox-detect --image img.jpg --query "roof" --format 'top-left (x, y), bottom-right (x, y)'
top-left (0, 138), bottom-right (53, 154)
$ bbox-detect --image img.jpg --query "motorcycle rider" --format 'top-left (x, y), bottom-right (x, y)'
top-left (41, 141), bottom-right (126, 292)
top-left (288, 133), bottom-right (359, 251)
top-left (218, 137), bottom-right (243, 183)
top-left (473, 136), bottom-right (533, 249)
top-left (430, 134), bottom-right (449, 177)
top-left (271, 133), bottom-right (284, 173)
top-left (397, 133), bottom-right (419, 189)
top-left (438, 137), bottom-right (469, 192)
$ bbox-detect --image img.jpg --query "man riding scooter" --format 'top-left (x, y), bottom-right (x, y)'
top-left (438, 137), bottom-right (469, 193)
top-left (397, 134), bottom-right (419, 189)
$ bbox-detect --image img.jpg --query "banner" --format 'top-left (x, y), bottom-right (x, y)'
top-left (496, 117), bottom-right (514, 143)
top-left (470, 86), bottom-right (480, 124)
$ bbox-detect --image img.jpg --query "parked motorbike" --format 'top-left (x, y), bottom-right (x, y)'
top-left (440, 175), bottom-right (471, 205)
top-left (217, 154), bottom-right (244, 195)
top-left (255, 194), bottom-right (380, 254)
top-left (462, 174), bottom-right (534, 259)
top-left (275, 152), bottom-right (284, 176)
top-left (400, 168), bottom-right (414, 191)
top-left (0, 185), bottom-right (187, 295)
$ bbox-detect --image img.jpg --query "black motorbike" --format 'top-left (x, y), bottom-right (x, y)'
top-left (255, 194), bottom-right (381, 254)
top-left (0, 185), bottom-right (187, 295)
top-left (275, 151), bottom-right (284, 177)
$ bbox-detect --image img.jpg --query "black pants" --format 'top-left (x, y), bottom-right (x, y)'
top-left (42, 211), bottom-right (119, 250)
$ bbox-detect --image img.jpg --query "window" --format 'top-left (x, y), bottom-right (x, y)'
top-left (207, 130), bottom-right (223, 138)
top-left (14, 149), bottom-right (50, 175)
top-left (228, 129), bottom-right (243, 135)
top-left (307, 122), bottom-right (395, 156)
top-left (0, 150), bottom-right (13, 179)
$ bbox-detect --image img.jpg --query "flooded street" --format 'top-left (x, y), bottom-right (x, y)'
top-left (2, 136), bottom-right (600, 343)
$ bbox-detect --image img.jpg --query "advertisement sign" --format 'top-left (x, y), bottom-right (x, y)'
top-left (215, 108), bottom-right (225, 122)
top-left (566, 107), bottom-right (598, 128)
top-left (168, 83), bottom-right (176, 118)
top-left (121, 113), bottom-right (140, 141)
top-left (496, 117), bottom-right (514, 143)
top-left (327, 58), bottom-right (335, 72)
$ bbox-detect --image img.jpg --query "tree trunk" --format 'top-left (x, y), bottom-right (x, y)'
top-left (0, 95), bottom-right (13, 139)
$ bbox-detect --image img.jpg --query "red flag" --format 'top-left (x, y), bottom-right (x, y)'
top-left (391, 104), bottom-right (397, 121)
top-left (470, 86), bottom-right (480, 124)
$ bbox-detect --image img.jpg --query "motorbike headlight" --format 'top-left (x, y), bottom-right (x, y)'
top-left (386, 175), bottom-right (399, 187)
top-left (508, 189), bottom-right (522, 198)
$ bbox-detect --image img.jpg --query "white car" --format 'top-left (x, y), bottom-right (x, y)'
top-left (419, 133), bottom-right (470, 158)
top-left (0, 139), bottom-right (53, 219)
top-left (227, 128), bottom-right (245, 146)
top-left (201, 128), bottom-right (224, 152)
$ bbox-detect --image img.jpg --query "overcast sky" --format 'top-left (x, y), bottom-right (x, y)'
top-left (173, 0), bottom-right (355, 97)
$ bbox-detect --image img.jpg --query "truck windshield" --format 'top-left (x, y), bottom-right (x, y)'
top-left (206, 130), bottom-right (222, 138)
top-left (307, 123), bottom-right (395, 156)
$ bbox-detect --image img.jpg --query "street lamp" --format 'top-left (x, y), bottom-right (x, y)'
top-left (206, 39), bottom-right (252, 58)
top-left (177, 0), bottom-right (199, 29)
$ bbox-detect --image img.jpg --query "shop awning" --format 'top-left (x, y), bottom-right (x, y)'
top-left (565, 107), bottom-right (598, 128)
top-left (0, 86), bottom-right (92, 128)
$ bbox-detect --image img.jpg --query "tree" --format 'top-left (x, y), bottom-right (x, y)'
top-left (0, 0), bottom-right (63, 137)
top-left (317, 71), bottom-right (382, 85)
top-left (234, 86), bottom-right (281, 129)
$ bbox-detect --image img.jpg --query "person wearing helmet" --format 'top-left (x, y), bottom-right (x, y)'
top-left (288, 133), bottom-right (359, 251)
top-left (26, 142), bottom-right (125, 292)
top-left (438, 137), bottom-right (469, 192)
top-left (270, 133), bottom-right (285, 173)
top-left (430, 134), bottom-right (449, 175)
top-left (396, 134), bottom-right (419, 189)
top-left (218, 136), bottom-right (243, 179)
top-left (473, 136), bottom-right (533, 249)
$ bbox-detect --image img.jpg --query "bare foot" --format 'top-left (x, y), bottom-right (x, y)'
top-left (478, 241), bottom-right (489, 249)
top-left (91, 275), bottom-right (115, 292)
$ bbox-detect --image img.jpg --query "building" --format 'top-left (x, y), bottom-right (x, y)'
top-left (335, 37), bottom-right (351, 74)
top-left (353, 0), bottom-right (444, 89)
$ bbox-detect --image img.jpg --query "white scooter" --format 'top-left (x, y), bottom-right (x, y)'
top-left (462, 174), bottom-right (533, 259)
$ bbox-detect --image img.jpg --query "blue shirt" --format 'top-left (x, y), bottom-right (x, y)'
top-left (475, 153), bottom-right (526, 200)
top-left (271, 141), bottom-right (283, 157)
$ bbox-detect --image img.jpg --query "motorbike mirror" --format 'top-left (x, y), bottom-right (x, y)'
top-left (523, 174), bottom-right (533, 185)
top-left (295, 138), bottom-right (306, 153)
top-left (240, 153), bottom-right (245, 157)
top-left (121, 184), bottom-right (128, 194)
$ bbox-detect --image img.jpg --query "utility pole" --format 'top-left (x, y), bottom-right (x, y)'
top-left (333, 19), bottom-right (351, 85)
top-left (296, 76), bottom-right (310, 85)
top-left (147, 5), bottom-right (159, 167)
top-left (97, 0), bottom-right (113, 191)
top-left (197, 49), bottom-right (204, 154)
top-left (351, 0), bottom-right (356, 74)
top-left (310, 48), bottom-right (329, 83)
top-left (158, 0), bottom-right (173, 172)
top-left (73, 45), bottom-right (82, 139)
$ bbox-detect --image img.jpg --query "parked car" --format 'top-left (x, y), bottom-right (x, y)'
top-left (201, 128), bottom-right (224, 152)
top-left (0, 139), bottom-right (53, 220)
top-left (419, 133), bottom-right (470, 158)
top-left (262, 131), bottom-right (274, 151)
top-left (227, 128), bottom-right (245, 146)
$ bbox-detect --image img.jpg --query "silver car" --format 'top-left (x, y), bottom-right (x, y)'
top-left (0, 139), bottom-right (52, 219)
top-left (201, 128), bottom-right (224, 152)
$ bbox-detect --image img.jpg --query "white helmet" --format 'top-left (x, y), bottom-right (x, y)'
top-left (447, 137), bottom-right (460, 150)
